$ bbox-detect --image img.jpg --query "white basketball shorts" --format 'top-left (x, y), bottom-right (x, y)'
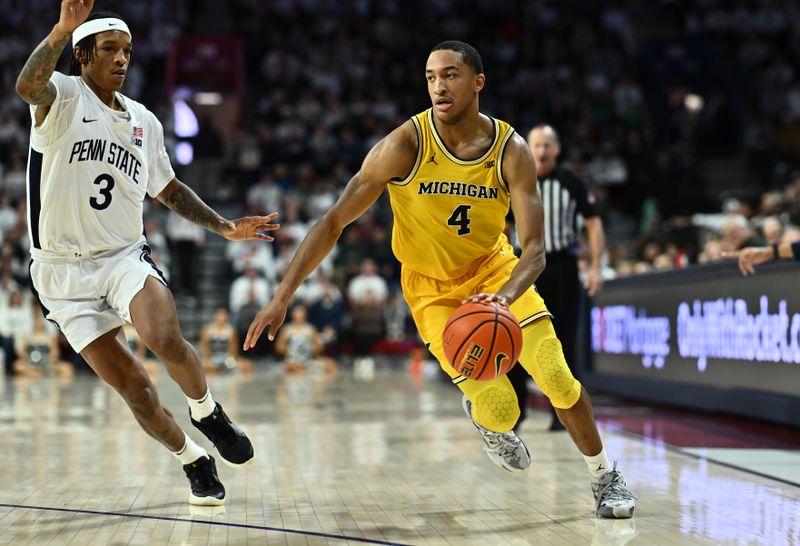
top-left (29, 240), bottom-right (168, 353)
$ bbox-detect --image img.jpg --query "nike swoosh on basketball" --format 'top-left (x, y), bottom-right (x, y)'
top-left (495, 353), bottom-right (507, 377)
top-left (82, 117), bottom-right (97, 123)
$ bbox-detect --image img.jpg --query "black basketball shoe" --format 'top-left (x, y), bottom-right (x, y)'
top-left (191, 403), bottom-right (255, 468)
top-left (183, 455), bottom-right (225, 506)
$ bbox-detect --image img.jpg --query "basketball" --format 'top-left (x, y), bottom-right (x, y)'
top-left (442, 301), bottom-right (523, 381)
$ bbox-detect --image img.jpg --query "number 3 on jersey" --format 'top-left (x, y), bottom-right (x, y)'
top-left (90, 174), bottom-right (115, 210)
top-left (447, 204), bottom-right (472, 235)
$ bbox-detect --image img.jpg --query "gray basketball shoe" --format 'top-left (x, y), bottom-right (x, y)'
top-left (592, 462), bottom-right (636, 518)
top-left (462, 395), bottom-right (531, 471)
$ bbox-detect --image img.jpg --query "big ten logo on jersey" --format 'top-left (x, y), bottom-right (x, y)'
top-left (131, 126), bottom-right (143, 147)
top-left (460, 343), bottom-right (486, 377)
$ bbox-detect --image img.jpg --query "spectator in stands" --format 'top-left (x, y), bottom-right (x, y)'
top-left (246, 172), bottom-right (283, 217)
top-left (333, 227), bottom-right (367, 284)
top-left (0, 291), bottom-right (33, 374)
top-left (199, 308), bottom-right (252, 375)
top-left (2, 152), bottom-right (26, 200)
top-left (230, 264), bottom-right (270, 318)
top-left (275, 304), bottom-right (337, 376)
top-left (721, 216), bottom-right (765, 253)
top-left (227, 239), bottom-right (277, 283)
top-left (14, 311), bottom-right (73, 379)
top-left (307, 273), bottom-right (347, 354)
top-left (0, 273), bottom-right (21, 374)
top-left (347, 259), bottom-right (388, 369)
top-left (0, 194), bottom-right (17, 235)
top-left (653, 254), bottom-right (675, 271)
top-left (347, 259), bottom-right (388, 306)
top-left (166, 213), bottom-right (205, 300)
top-left (761, 217), bottom-right (784, 246)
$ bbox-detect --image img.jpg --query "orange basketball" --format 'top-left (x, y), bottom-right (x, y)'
top-left (442, 301), bottom-right (523, 381)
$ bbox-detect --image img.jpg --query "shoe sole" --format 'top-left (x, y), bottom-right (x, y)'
top-left (597, 506), bottom-right (635, 519)
top-left (189, 494), bottom-right (225, 506)
top-left (217, 450), bottom-right (255, 469)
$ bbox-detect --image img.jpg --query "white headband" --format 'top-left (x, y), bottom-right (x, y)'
top-left (72, 18), bottom-right (131, 47)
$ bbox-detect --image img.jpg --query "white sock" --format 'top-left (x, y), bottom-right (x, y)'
top-left (187, 388), bottom-right (216, 420)
top-left (583, 448), bottom-right (612, 480)
top-left (172, 433), bottom-right (208, 465)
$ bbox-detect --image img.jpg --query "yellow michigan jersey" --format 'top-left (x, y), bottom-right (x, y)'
top-left (388, 109), bottom-right (515, 281)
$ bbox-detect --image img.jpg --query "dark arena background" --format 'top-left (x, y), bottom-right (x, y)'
top-left (0, 1), bottom-right (798, 544)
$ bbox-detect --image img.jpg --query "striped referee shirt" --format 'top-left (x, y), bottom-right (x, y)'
top-left (536, 167), bottom-right (598, 254)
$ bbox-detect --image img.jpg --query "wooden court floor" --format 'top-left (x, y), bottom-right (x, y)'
top-left (0, 364), bottom-right (797, 545)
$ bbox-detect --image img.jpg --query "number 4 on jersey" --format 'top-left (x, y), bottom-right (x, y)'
top-left (447, 204), bottom-right (472, 235)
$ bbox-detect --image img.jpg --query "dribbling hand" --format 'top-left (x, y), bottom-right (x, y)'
top-left (57, 0), bottom-right (94, 34)
top-left (220, 212), bottom-right (280, 242)
top-left (462, 293), bottom-right (509, 307)
top-left (244, 299), bottom-right (287, 350)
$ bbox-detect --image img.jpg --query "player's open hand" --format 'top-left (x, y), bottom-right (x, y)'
top-left (58, 0), bottom-right (94, 33)
top-left (724, 247), bottom-right (773, 276)
top-left (462, 293), bottom-right (509, 307)
top-left (244, 299), bottom-right (287, 350)
top-left (220, 212), bottom-right (280, 242)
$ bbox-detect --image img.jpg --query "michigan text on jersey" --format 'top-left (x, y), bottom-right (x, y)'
top-left (417, 181), bottom-right (500, 199)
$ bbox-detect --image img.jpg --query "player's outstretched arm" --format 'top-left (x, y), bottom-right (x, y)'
top-left (156, 178), bottom-right (280, 241)
top-left (496, 133), bottom-right (546, 304)
top-left (727, 242), bottom-right (800, 276)
top-left (243, 121), bottom-right (419, 349)
top-left (15, 0), bottom-right (94, 108)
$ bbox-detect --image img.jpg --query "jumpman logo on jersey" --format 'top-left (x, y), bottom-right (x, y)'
top-left (427, 152), bottom-right (438, 165)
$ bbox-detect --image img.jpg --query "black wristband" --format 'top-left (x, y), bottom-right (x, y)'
top-left (772, 244), bottom-right (780, 260)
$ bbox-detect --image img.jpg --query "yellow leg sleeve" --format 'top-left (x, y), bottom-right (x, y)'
top-left (517, 318), bottom-right (582, 409)
top-left (427, 339), bottom-right (520, 432)
top-left (468, 383), bottom-right (520, 432)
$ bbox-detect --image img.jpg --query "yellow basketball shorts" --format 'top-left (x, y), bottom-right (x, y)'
top-left (401, 244), bottom-right (582, 432)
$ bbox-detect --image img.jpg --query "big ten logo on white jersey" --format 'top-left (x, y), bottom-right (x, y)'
top-left (131, 125), bottom-right (143, 147)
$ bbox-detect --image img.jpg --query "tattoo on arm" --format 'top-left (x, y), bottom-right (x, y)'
top-left (163, 182), bottom-right (227, 233)
top-left (18, 34), bottom-right (70, 105)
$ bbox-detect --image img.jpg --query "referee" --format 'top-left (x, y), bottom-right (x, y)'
top-left (508, 125), bottom-right (607, 432)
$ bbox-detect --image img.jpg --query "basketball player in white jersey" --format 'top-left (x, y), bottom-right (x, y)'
top-left (15, 0), bottom-right (280, 505)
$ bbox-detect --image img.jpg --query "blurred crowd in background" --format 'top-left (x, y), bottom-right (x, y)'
top-left (2, 0), bottom-right (800, 370)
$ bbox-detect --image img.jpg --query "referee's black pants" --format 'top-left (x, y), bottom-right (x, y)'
top-left (508, 251), bottom-right (581, 427)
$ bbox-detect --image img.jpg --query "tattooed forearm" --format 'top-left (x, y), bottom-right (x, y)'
top-left (16, 30), bottom-right (71, 105)
top-left (163, 181), bottom-right (228, 234)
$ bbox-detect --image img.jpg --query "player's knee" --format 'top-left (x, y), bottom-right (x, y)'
top-left (471, 385), bottom-right (520, 432)
top-left (120, 371), bottom-right (158, 414)
top-left (534, 338), bottom-right (581, 409)
top-left (144, 328), bottom-right (186, 360)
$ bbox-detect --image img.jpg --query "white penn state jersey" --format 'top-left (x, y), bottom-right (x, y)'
top-left (27, 72), bottom-right (174, 254)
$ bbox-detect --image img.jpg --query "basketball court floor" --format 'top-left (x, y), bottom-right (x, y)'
top-left (0, 363), bottom-right (797, 545)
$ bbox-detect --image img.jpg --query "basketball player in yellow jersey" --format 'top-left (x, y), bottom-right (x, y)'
top-left (245, 41), bottom-right (635, 519)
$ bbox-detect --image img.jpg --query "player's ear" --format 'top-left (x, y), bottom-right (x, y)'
top-left (73, 46), bottom-right (89, 68)
top-left (475, 73), bottom-right (485, 93)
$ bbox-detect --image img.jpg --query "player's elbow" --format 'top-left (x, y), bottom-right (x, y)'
top-left (14, 77), bottom-right (32, 102)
